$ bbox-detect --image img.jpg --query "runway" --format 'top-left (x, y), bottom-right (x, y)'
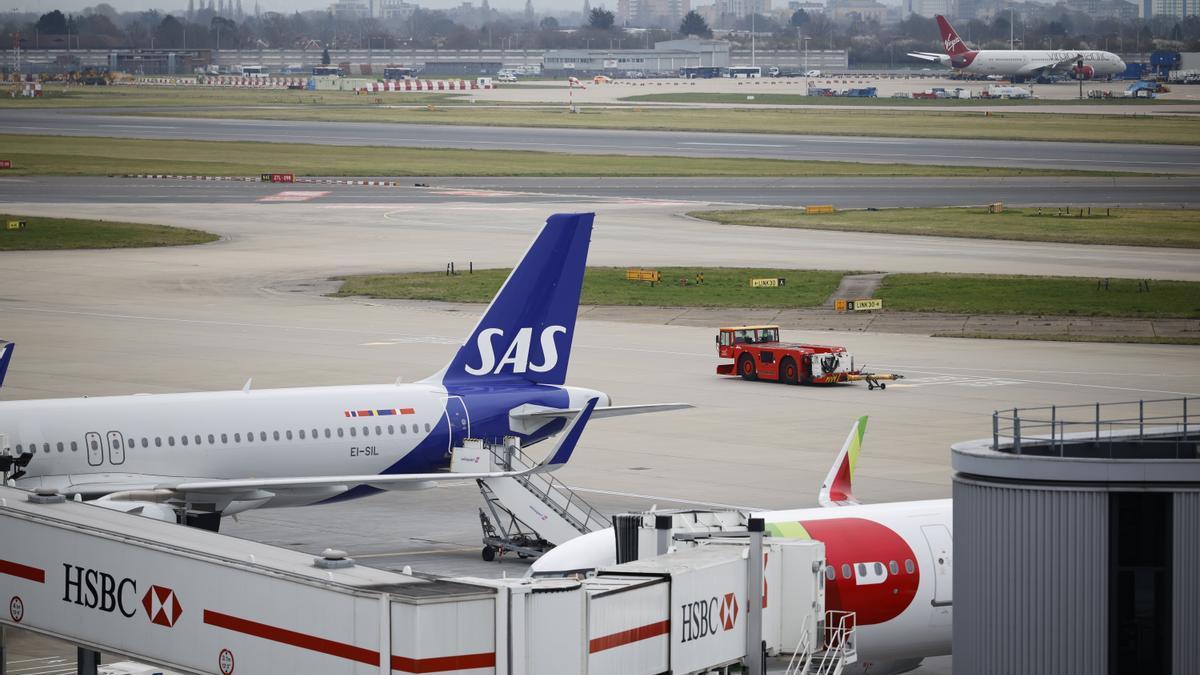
top-left (4, 175), bottom-right (1200, 208)
top-left (3, 109), bottom-right (1197, 173)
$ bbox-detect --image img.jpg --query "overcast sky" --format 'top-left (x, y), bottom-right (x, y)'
top-left (1, 0), bottom-right (604, 15)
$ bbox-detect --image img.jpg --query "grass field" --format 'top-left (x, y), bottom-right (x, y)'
top-left (879, 274), bottom-right (1200, 319)
top-left (689, 207), bottom-right (1200, 249)
top-left (335, 267), bottom-right (1200, 319)
top-left (622, 92), bottom-right (1193, 107)
top-left (0, 84), bottom-right (465, 108)
top-left (0, 214), bottom-right (217, 250)
top-left (334, 267), bottom-right (847, 308)
top-left (0, 134), bottom-right (1101, 178)
top-left (134, 102), bottom-right (1200, 146)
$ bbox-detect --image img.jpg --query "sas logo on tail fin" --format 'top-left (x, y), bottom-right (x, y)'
top-left (465, 325), bottom-right (567, 376)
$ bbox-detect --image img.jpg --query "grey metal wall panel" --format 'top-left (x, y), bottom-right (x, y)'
top-left (1175, 492), bottom-right (1200, 675)
top-left (954, 480), bottom-right (1109, 675)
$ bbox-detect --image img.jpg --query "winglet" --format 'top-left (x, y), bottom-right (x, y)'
top-left (532, 396), bottom-right (598, 473)
top-left (0, 341), bottom-right (13, 389)
top-left (818, 415), bottom-right (867, 507)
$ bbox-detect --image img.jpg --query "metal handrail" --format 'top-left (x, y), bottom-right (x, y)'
top-left (487, 443), bottom-right (608, 533)
top-left (991, 397), bottom-right (1197, 457)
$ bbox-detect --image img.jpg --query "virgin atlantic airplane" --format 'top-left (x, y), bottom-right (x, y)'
top-left (0, 213), bottom-right (687, 529)
top-left (532, 416), bottom-right (952, 674)
top-left (909, 15), bottom-right (1124, 82)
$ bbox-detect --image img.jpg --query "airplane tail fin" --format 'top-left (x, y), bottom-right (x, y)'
top-left (0, 341), bottom-right (13, 388)
top-left (432, 213), bottom-right (594, 387)
top-left (818, 415), bottom-right (867, 507)
top-left (935, 15), bottom-right (970, 57)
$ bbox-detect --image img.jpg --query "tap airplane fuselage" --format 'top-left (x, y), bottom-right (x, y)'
top-left (532, 417), bottom-right (952, 674)
top-left (908, 15), bottom-right (1125, 81)
top-left (0, 213), bottom-right (685, 527)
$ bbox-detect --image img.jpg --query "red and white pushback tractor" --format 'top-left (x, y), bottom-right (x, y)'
top-left (715, 325), bottom-right (903, 389)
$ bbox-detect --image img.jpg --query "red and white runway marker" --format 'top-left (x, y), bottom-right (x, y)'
top-left (257, 191), bottom-right (331, 203)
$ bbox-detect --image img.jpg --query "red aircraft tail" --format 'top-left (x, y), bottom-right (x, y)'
top-left (935, 15), bottom-right (970, 57)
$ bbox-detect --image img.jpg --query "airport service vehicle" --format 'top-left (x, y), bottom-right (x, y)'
top-left (908, 15), bottom-right (1125, 82)
top-left (0, 213), bottom-right (687, 530)
top-left (533, 416), bottom-right (953, 675)
top-left (715, 325), bottom-right (902, 389)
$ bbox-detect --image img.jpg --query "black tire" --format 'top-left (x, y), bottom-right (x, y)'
top-left (880, 382), bottom-right (887, 390)
top-left (482, 546), bottom-right (496, 562)
top-left (738, 355), bottom-right (757, 381)
top-left (780, 358), bottom-right (799, 385)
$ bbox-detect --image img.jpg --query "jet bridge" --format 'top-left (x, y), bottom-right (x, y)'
top-left (1, 483), bottom-right (843, 675)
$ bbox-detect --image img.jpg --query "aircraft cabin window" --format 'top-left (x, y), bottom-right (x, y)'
top-left (273, 431), bottom-right (280, 441)
top-left (57, 442), bottom-right (63, 452)
top-left (375, 426), bottom-right (382, 436)
top-left (71, 441), bottom-right (78, 452)
top-left (825, 566), bottom-right (836, 581)
top-left (424, 423), bottom-right (431, 432)
top-left (194, 435), bottom-right (201, 445)
top-left (247, 433), bottom-right (254, 443)
top-left (260, 432), bottom-right (267, 442)
top-left (400, 425), bottom-right (407, 434)
top-left (388, 425), bottom-right (394, 435)
top-left (298, 430), bottom-right (305, 440)
top-left (350, 427), bottom-right (357, 437)
top-left (90, 439), bottom-right (100, 451)
top-left (311, 428), bottom-right (318, 439)
top-left (889, 561), bottom-right (899, 575)
top-left (841, 564), bottom-right (851, 579)
top-left (337, 428), bottom-right (344, 438)
top-left (142, 438), bottom-right (148, 448)
top-left (857, 563), bottom-right (867, 577)
top-left (155, 437), bottom-right (162, 447)
top-left (324, 428), bottom-right (331, 438)
top-left (221, 434), bottom-right (228, 443)
top-left (208, 434), bottom-right (215, 444)
top-left (362, 426), bottom-right (370, 437)
top-left (168, 437), bottom-right (175, 447)
top-left (181, 436), bottom-right (188, 446)
top-left (904, 559), bottom-right (915, 574)
top-left (234, 433), bottom-right (241, 442)
top-left (286, 430), bottom-right (293, 441)
top-left (874, 562), bottom-right (884, 575)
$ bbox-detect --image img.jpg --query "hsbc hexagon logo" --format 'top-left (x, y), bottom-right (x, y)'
top-left (719, 592), bottom-right (739, 631)
top-left (142, 585), bottom-right (183, 627)
top-left (681, 591), bottom-right (740, 642)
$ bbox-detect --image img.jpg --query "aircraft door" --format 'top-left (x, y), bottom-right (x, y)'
top-left (84, 432), bottom-right (104, 466)
top-left (921, 524), bottom-right (953, 607)
top-left (443, 396), bottom-right (471, 450)
top-left (106, 431), bottom-right (126, 465)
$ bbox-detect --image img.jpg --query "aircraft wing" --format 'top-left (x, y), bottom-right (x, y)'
top-left (508, 402), bottom-right (691, 435)
top-left (169, 397), bottom-right (597, 495)
top-left (907, 52), bottom-right (950, 65)
top-left (1023, 53), bottom-right (1080, 76)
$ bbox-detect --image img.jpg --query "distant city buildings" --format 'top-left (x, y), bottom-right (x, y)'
top-left (902, 0), bottom-right (952, 18)
top-left (826, 0), bottom-right (887, 21)
top-left (617, 0), bottom-right (692, 28)
top-left (1150, 0), bottom-right (1199, 17)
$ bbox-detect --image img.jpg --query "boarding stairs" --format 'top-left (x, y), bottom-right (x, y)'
top-left (784, 611), bottom-right (858, 675)
top-left (453, 437), bottom-right (609, 560)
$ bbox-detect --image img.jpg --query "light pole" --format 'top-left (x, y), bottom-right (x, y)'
top-left (803, 36), bottom-right (810, 74)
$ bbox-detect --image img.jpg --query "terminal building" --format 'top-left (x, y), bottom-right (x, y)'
top-left (952, 397), bottom-right (1199, 675)
top-left (542, 39), bottom-right (731, 75)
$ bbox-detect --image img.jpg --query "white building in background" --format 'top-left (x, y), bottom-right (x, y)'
top-left (787, 0), bottom-right (826, 14)
top-left (827, 0), bottom-right (887, 21)
top-left (1151, 0), bottom-right (1199, 17)
top-left (903, 0), bottom-right (952, 18)
top-left (329, 0), bottom-right (371, 18)
top-left (617, 0), bottom-right (692, 28)
top-left (380, 0), bottom-right (419, 19)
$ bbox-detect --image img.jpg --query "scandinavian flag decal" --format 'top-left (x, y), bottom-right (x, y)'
top-left (142, 585), bottom-right (183, 627)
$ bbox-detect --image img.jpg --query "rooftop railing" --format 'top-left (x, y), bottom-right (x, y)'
top-left (992, 397), bottom-right (1198, 459)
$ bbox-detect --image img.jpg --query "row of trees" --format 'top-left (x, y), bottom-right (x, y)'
top-left (3, 5), bottom-right (1198, 57)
